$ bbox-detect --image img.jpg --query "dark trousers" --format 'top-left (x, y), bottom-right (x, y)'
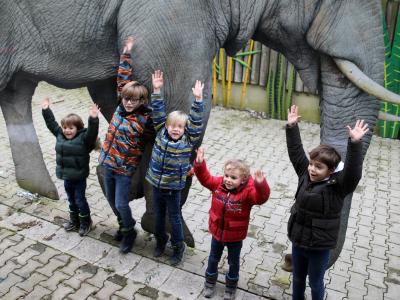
top-left (103, 168), bottom-right (136, 230)
top-left (153, 187), bottom-right (184, 245)
top-left (64, 179), bottom-right (90, 216)
top-left (292, 244), bottom-right (330, 300)
top-left (206, 237), bottom-right (242, 281)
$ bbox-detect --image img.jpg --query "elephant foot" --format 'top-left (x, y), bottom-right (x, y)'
top-left (141, 211), bottom-right (195, 248)
top-left (281, 253), bottom-right (292, 272)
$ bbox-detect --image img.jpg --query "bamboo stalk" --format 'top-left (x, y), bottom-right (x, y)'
top-left (219, 49), bottom-right (227, 107)
top-left (240, 40), bottom-right (254, 109)
top-left (213, 57), bottom-right (217, 106)
top-left (227, 56), bottom-right (233, 107)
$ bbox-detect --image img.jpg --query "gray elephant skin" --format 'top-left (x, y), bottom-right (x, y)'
top-left (0, 0), bottom-right (385, 266)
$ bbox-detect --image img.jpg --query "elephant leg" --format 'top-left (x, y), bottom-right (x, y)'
top-left (0, 77), bottom-right (59, 199)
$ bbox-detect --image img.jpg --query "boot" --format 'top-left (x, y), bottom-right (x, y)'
top-left (120, 228), bottom-right (137, 254)
top-left (78, 215), bottom-right (92, 236)
top-left (223, 277), bottom-right (238, 300)
top-left (114, 220), bottom-right (124, 242)
top-left (203, 273), bottom-right (218, 298)
top-left (64, 211), bottom-right (79, 231)
top-left (153, 234), bottom-right (169, 258)
top-left (170, 242), bottom-right (186, 266)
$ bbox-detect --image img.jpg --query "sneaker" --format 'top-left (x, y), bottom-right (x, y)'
top-left (203, 281), bottom-right (216, 298)
top-left (64, 211), bottom-right (79, 231)
top-left (223, 278), bottom-right (238, 300)
top-left (78, 215), bottom-right (92, 236)
top-left (170, 242), bottom-right (186, 266)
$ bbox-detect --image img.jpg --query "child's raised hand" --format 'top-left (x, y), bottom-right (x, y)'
top-left (346, 119), bottom-right (369, 142)
top-left (42, 97), bottom-right (50, 109)
top-left (123, 36), bottom-right (135, 53)
top-left (196, 147), bottom-right (205, 164)
top-left (192, 80), bottom-right (204, 101)
top-left (287, 105), bottom-right (300, 126)
top-left (254, 170), bottom-right (266, 184)
top-left (89, 104), bottom-right (100, 118)
top-left (152, 70), bottom-right (164, 93)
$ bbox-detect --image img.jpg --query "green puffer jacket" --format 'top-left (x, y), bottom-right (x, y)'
top-left (42, 108), bottom-right (99, 180)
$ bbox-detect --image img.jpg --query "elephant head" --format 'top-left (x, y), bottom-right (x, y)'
top-left (0, 0), bottom-right (398, 261)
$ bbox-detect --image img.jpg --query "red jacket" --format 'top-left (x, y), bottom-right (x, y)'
top-left (194, 160), bottom-right (270, 242)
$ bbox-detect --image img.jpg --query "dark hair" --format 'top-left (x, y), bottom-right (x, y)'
top-left (61, 113), bottom-right (84, 130)
top-left (121, 81), bottom-right (148, 103)
top-left (309, 144), bottom-right (341, 171)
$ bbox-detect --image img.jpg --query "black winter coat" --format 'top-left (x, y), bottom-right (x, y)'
top-left (43, 108), bottom-right (99, 180)
top-left (286, 124), bottom-right (363, 250)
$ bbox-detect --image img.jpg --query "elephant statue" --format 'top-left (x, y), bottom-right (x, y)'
top-left (1, 0), bottom-right (399, 264)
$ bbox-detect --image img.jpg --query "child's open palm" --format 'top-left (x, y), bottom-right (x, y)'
top-left (152, 70), bottom-right (164, 93)
top-left (192, 80), bottom-right (204, 101)
top-left (254, 170), bottom-right (265, 184)
top-left (346, 119), bottom-right (369, 142)
top-left (196, 147), bottom-right (205, 164)
top-left (89, 104), bottom-right (100, 118)
top-left (287, 105), bottom-right (301, 126)
top-left (42, 97), bottom-right (50, 109)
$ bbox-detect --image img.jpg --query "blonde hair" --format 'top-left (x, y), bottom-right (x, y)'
top-left (61, 113), bottom-right (84, 130)
top-left (121, 81), bottom-right (148, 103)
top-left (224, 159), bottom-right (250, 180)
top-left (166, 110), bottom-right (188, 126)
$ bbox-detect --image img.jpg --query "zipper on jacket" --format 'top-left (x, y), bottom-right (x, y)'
top-left (157, 140), bottom-right (169, 188)
top-left (219, 192), bottom-right (230, 241)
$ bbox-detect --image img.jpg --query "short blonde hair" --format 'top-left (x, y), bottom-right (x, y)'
top-left (224, 159), bottom-right (250, 180)
top-left (121, 81), bottom-right (148, 103)
top-left (166, 110), bottom-right (188, 126)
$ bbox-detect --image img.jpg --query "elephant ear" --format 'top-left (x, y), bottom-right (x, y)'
top-left (0, 12), bottom-right (15, 90)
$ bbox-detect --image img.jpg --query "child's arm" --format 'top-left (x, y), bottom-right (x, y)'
top-left (116, 37), bottom-right (135, 99)
top-left (84, 104), bottom-right (100, 150)
top-left (248, 170), bottom-right (271, 205)
top-left (286, 105), bottom-right (309, 177)
top-left (187, 80), bottom-right (205, 143)
top-left (41, 97), bottom-right (61, 137)
top-left (193, 147), bottom-right (221, 191)
top-left (150, 70), bottom-right (167, 131)
top-left (339, 120), bottom-right (369, 194)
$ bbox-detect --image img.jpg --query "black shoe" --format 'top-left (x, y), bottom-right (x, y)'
top-left (78, 215), bottom-right (92, 236)
top-left (223, 277), bottom-right (238, 300)
top-left (114, 220), bottom-right (124, 241)
top-left (64, 211), bottom-right (79, 231)
top-left (170, 242), bottom-right (186, 266)
top-left (153, 235), bottom-right (169, 258)
top-left (119, 228), bottom-right (137, 254)
top-left (203, 273), bottom-right (218, 298)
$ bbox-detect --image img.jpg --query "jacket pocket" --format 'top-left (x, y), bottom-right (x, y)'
top-left (227, 220), bottom-right (248, 231)
top-left (311, 218), bottom-right (340, 247)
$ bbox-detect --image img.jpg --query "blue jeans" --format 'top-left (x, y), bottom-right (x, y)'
top-left (103, 168), bottom-right (136, 230)
top-left (206, 237), bottom-right (242, 281)
top-left (64, 179), bottom-right (90, 216)
top-left (153, 187), bottom-right (184, 245)
top-left (292, 245), bottom-right (330, 300)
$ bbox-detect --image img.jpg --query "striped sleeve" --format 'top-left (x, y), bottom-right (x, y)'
top-left (186, 98), bottom-right (204, 144)
top-left (117, 53), bottom-right (133, 99)
top-left (150, 93), bottom-right (167, 131)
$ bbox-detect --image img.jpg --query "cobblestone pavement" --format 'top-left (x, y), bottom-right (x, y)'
top-left (0, 83), bottom-right (400, 299)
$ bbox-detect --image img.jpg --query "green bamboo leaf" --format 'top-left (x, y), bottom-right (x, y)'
top-left (232, 57), bottom-right (252, 69)
top-left (234, 50), bottom-right (262, 57)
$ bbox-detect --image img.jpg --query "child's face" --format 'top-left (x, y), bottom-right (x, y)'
top-left (122, 97), bottom-right (143, 112)
top-left (223, 166), bottom-right (245, 190)
top-left (308, 160), bottom-right (333, 182)
top-left (62, 125), bottom-right (78, 140)
top-left (166, 120), bottom-right (185, 141)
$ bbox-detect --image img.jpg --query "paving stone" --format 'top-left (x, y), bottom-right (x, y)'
top-left (50, 284), bottom-right (75, 300)
top-left (0, 273), bottom-right (24, 297)
top-left (39, 270), bottom-right (71, 291)
top-left (114, 279), bottom-right (146, 299)
top-left (59, 257), bottom-right (87, 276)
top-left (31, 242), bottom-right (60, 264)
top-left (93, 280), bottom-right (123, 299)
top-left (68, 237), bottom-right (113, 264)
top-left (160, 268), bottom-right (204, 300)
top-left (36, 257), bottom-right (69, 277)
top-left (13, 259), bottom-right (43, 279)
top-left (67, 282), bottom-right (98, 300)
top-left (325, 289), bottom-right (346, 300)
top-left (0, 248), bottom-right (19, 267)
top-left (364, 284), bottom-right (385, 300)
top-left (86, 268), bottom-right (112, 288)
top-left (95, 247), bottom-right (140, 275)
top-left (2, 286), bottom-right (28, 299)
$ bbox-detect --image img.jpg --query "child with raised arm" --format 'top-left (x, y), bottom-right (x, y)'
top-left (194, 147), bottom-right (270, 299)
top-left (285, 105), bottom-right (369, 300)
top-left (99, 37), bottom-right (154, 254)
top-left (145, 70), bottom-right (205, 266)
top-left (42, 97), bottom-right (99, 236)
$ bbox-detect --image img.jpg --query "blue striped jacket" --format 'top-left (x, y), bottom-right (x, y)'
top-left (146, 94), bottom-right (204, 190)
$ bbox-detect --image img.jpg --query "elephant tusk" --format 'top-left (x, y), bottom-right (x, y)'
top-left (334, 58), bottom-right (400, 105)
top-left (379, 111), bottom-right (400, 122)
